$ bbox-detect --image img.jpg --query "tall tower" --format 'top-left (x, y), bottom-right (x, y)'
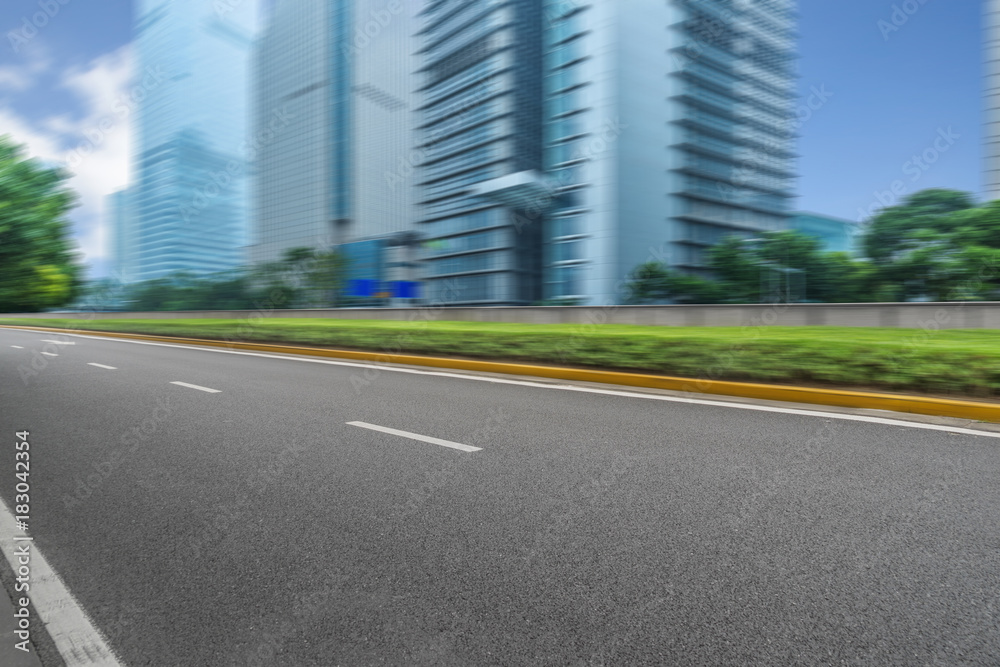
top-left (415, 0), bottom-right (547, 306)
top-left (250, 0), bottom-right (419, 266)
top-left (540, 0), bottom-right (797, 304)
top-left (127, 0), bottom-right (257, 282)
top-left (986, 0), bottom-right (1000, 201)
top-left (414, 0), bottom-right (796, 306)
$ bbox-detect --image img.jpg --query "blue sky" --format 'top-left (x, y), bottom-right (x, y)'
top-left (797, 0), bottom-right (983, 223)
top-left (0, 0), bottom-right (987, 278)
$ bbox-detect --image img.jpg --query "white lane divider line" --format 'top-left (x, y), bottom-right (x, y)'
top-left (347, 421), bottom-right (482, 453)
top-left (170, 381), bottom-right (221, 394)
top-left (0, 498), bottom-right (124, 667)
top-left (11, 345), bottom-right (23, 349)
top-left (87, 363), bottom-right (117, 370)
top-left (24, 329), bottom-right (1000, 441)
top-left (41, 339), bottom-right (75, 345)
top-left (40, 352), bottom-right (58, 357)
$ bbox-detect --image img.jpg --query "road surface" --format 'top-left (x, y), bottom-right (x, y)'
top-left (1, 326), bottom-right (999, 666)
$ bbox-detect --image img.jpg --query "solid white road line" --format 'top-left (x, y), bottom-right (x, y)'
top-left (10, 345), bottom-right (23, 349)
top-left (13, 328), bottom-right (1000, 440)
top-left (347, 421), bottom-right (482, 452)
top-left (170, 381), bottom-right (221, 394)
top-left (40, 352), bottom-right (58, 357)
top-left (0, 498), bottom-right (124, 666)
top-left (87, 363), bottom-right (117, 370)
top-left (42, 339), bottom-right (75, 345)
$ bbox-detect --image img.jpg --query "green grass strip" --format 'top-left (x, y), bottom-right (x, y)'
top-left (3, 317), bottom-right (1000, 399)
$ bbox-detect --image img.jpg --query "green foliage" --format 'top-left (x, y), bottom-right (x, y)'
top-left (7, 317), bottom-right (1000, 399)
top-left (625, 188), bottom-right (1000, 304)
top-left (0, 135), bottom-right (82, 311)
top-left (99, 245), bottom-right (353, 312)
top-left (625, 261), bottom-right (725, 304)
top-left (122, 271), bottom-right (257, 311)
top-left (861, 189), bottom-right (1000, 301)
top-left (863, 189), bottom-right (974, 263)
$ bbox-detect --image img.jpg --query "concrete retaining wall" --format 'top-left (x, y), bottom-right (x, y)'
top-left (7, 302), bottom-right (1000, 329)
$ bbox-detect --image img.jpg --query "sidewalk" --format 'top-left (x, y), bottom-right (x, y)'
top-left (0, 577), bottom-right (43, 667)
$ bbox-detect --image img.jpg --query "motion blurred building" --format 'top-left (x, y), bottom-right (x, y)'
top-left (416, 0), bottom-right (797, 305)
top-left (415, 0), bottom-right (546, 305)
top-left (791, 212), bottom-right (859, 254)
top-left (105, 187), bottom-right (133, 280)
top-left (117, 0), bottom-right (257, 282)
top-left (986, 0), bottom-right (1000, 201)
top-left (249, 0), bottom-right (420, 277)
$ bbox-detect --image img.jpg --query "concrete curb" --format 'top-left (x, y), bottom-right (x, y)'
top-left (5, 324), bottom-right (1000, 423)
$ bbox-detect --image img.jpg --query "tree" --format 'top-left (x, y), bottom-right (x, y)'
top-left (706, 231), bottom-right (867, 303)
top-left (0, 135), bottom-right (82, 311)
top-left (861, 189), bottom-right (1000, 300)
top-left (255, 246), bottom-right (351, 308)
top-left (625, 262), bottom-right (673, 304)
top-left (862, 189), bottom-right (975, 264)
top-left (624, 261), bottom-right (725, 304)
top-left (706, 236), bottom-right (762, 302)
top-left (305, 249), bottom-right (350, 307)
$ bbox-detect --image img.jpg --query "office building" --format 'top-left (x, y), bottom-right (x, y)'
top-left (124, 0), bottom-right (257, 282)
top-left (415, 0), bottom-right (546, 305)
top-left (541, 0), bottom-right (797, 304)
top-left (986, 0), bottom-right (1000, 201)
top-left (791, 212), bottom-right (859, 254)
top-left (415, 0), bottom-right (796, 305)
top-left (250, 0), bottom-right (420, 269)
top-left (105, 188), bottom-right (133, 281)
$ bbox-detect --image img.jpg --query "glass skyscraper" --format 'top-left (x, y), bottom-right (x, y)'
top-left (105, 187), bottom-right (133, 280)
top-left (125, 0), bottom-right (257, 282)
top-left (540, 0), bottom-right (796, 304)
top-left (416, 0), bottom-right (546, 305)
top-left (986, 0), bottom-right (1000, 201)
top-left (250, 0), bottom-right (419, 267)
top-left (417, 0), bottom-right (796, 305)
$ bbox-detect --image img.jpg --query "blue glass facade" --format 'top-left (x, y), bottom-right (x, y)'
top-left (416, 0), bottom-right (546, 305)
top-left (792, 212), bottom-right (859, 254)
top-left (128, 0), bottom-right (257, 282)
top-left (535, 0), bottom-right (797, 303)
top-left (105, 188), bottom-right (132, 281)
top-left (250, 0), bottom-right (418, 266)
top-left (417, 0), bottom-right (797, 305)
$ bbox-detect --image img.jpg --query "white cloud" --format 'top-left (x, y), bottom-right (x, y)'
top-left (0, 45), bottom-right (133, 275)
top-left (0, 47), bottom-right (50, 94)
top-left (0, 66), bottom-right (31, 91)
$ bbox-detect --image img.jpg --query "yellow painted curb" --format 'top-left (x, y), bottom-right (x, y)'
top-left (5, 324), bottom-right (1000, 422)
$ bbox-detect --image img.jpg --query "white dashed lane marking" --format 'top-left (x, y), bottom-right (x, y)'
top-left (347, 421), bottom-right (482, 453)
top-left (170, 381), bottom-right (221, 394)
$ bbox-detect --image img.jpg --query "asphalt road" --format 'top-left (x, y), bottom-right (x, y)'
top-left (1, 326), bottom-right (999, 666)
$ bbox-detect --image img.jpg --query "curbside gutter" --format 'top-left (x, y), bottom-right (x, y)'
top-left (4, 324), bottom-right (999, 423)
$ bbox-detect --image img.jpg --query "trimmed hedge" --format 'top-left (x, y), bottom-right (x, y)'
top-left (4, 317), bottom-right (1000, 399)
